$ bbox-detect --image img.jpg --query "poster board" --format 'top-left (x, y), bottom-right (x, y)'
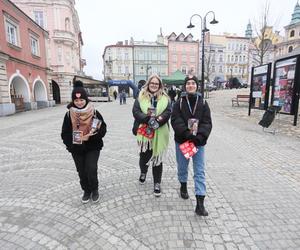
top-left (271, 56), bottom-right (298, 115)
top-left (250, 63), bottom-right (271, 110)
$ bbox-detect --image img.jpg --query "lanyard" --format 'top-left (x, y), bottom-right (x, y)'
top-left (76, 113), bottom-right (81, 130)
top-left (151, 96), bottom-right (157, 108)
top-left (186, 96), bottom-right (198, 116)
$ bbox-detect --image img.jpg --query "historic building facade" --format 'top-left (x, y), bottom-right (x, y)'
top-left (11, 0), bottom-right (84, 103)
top-left (102, 35), bottom-right (168, 93)
top-left (0, 0), bottom-right (51, 116)
top-left (205, 34), bottom-right (251, 83)
top-left (167, 32), bottom-right (199, 76)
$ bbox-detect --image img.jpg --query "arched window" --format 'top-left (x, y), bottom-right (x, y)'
top-left (290, 30), bottom-right (295, 37)
top-left (288, 46), bottom-right (293, 53)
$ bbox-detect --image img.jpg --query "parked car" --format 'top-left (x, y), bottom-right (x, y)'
top-left (205, 83), bottom-right (217, 92)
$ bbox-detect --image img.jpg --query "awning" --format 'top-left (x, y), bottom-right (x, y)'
top-left (162, 70), bottom-right (186, 86)
top-left (107, 80), bottom-right (133, 86)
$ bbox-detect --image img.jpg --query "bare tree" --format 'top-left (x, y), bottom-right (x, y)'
top-left (203, 45), bottom-right (213, 82)
top-left (252, 1), bottom-right (278, 66)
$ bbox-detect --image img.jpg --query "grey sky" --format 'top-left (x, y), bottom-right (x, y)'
top-left (76, 0), bottom-right (297, 80)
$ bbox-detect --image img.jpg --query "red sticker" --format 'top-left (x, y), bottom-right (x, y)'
top-left (75, 93), bottom-right (81, 98)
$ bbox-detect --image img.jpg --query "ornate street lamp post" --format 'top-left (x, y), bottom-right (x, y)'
top-left (187, 11), bottom-right (218, 97)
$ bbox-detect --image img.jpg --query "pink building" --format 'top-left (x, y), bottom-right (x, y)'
top-left (167, 32), bottom-right (199, 76)
top-left (0, 0), bottom-right (51, 116)
top-left (12, 0), bottom-right (84, 104)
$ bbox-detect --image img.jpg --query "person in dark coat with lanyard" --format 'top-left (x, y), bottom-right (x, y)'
top-left (171, 75), bottom-right (212, 216)
top-left (61, 81), bottom-right (107, 204)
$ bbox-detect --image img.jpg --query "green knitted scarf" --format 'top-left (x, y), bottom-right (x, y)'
top-left (137, 94), bottom-right (170, 166)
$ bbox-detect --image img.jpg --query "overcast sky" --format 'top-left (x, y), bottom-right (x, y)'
top-left (76, 0), bottom-right (297, 80)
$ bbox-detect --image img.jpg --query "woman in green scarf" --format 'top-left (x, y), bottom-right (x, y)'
top-left (132, 74), bottom-right (171, 196)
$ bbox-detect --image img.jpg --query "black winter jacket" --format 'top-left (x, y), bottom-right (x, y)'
top-left (132, 96), bottom-right (172, 135)
top-left (171, 93), bottom-right (212, 146)
top-left (61, 110), bottom-right (107, 153)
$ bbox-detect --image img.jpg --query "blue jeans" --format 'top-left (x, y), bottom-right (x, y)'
top-left (175, 142), bottom-right (206, 196)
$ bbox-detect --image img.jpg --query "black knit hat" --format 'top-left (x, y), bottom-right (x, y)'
top-left (72, 80), bottom-right (88, 101)
top-left (184, 75), bottom-right (199, 90)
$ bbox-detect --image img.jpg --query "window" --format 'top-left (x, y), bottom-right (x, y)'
top-left (30, 35), bottom-right (39, 56)
top-left (290, 30), bottom-right (295, 37)
top-left (227, 55), bottom-right (230, 62)
top-left (190, 56), bottom-right (195, 63)
top-left (65, 17), bottom-right (70, 31)
top-left (219, 66), bottom-right (223, 73)
top-left (182, 55), bottom-right (186, 63)
top-left (173, 54), bottom-right (177, 62)
top-left (58, 46), bottom-right (62, 63)
top-left (219, 55), bottom-right (223, 62)
top-left (181, 66), bottom-right (187, 74)
top-left (212, 66), bottom-right (215, 73)
top-left (5, 19), bottom-right (18, 46)
top-left (34, 11), bottom-right (44, 28)
top-left (288, 46), bottom-right (293, 53)
top-left (118, 66), bottom-right (121, 74)
top-left (125, 53), bottom-right (129, 60)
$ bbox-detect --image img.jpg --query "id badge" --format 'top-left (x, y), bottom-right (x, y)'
top-left (90, 118), bottom-right (102, 133)
top-left (188, 118), bottom-right (199, 136)
top-left (72, 130), bottom-right (83, 144)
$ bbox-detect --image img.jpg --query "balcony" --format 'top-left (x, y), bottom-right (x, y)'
top-left (52, 30), bottom-right (77, 45)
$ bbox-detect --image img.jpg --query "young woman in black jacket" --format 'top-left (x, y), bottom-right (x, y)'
top-left (61, 81), bottom-right (106, 204)
top-left (132, 74), bottom-right (171, 197)
top-left (171, 76), bottom-right (212, 216)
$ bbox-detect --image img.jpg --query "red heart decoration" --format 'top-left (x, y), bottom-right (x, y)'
top-left (75, 93), bottom-right (81, 98)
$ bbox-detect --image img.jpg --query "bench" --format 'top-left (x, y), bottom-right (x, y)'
top-left (232, 94), bottom-right (250, 106)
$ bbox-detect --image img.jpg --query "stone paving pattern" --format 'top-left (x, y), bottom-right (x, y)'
top-left (0, 89), bottom-right (299, 249)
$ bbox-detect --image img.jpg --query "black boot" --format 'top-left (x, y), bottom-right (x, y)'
top-left (195, 195), bottom-right (208, 216)
top-left (180, 182), bottom-right (189, 199)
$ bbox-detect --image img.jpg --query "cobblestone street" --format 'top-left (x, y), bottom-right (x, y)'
top-left (0, 89), bottom-right (299, 249)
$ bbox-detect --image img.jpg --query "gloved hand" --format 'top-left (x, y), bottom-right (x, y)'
top-left (148, 117), bottom-right (159, 129)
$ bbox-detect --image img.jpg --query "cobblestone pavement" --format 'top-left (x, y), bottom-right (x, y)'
top-left (0, 90), bottom-right (299, 249)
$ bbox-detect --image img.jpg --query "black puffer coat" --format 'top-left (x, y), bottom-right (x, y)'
top-left (171, 93), bottom-right (212, 146)
top-left (61, 110), bottom-right (107, 153)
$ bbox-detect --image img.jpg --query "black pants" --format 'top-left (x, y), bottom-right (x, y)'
top-left (72, 150), bottom-right (100, 193)
top-left (139, 149), bottom-right (162, 184)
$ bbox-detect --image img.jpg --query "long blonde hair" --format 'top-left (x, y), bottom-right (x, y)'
top-left (139, 74), bottom-right (168, 100)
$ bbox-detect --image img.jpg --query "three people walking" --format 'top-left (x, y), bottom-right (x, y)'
top-left (61, 75), bottom-right (212, 216)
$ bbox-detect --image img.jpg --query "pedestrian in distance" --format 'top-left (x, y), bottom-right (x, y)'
top-left (61, 80), bottom-right (107, 204)
top-left (171, 75), bottom-right (212, 216)
top-left (113, 90), bottom-right (118, 100)
top-left (132, 74), bottom-right (171, 197)
top-left (122, 90), bottom-right (127, 104)
top-left (168, 85), bottom-right (177, 106)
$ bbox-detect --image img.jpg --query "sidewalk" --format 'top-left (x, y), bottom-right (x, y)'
top-left (0, 92), bottom-right (299, 249)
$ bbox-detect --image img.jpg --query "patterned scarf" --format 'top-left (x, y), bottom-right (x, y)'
top-left (69, 102), bottom-right (94, 135)
top-left (137, 94), bottom-right (170, 166)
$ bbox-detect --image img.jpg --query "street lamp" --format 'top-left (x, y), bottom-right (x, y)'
top-left (187, 11), bottom-right (218, 97)
top-left (141, 64), bottom-right (152, 81)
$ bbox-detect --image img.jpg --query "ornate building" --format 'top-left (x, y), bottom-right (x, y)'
top-left (275, 1), bottom-right (300, 57)
top-left (11, 0), bottom-right (84, 103)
